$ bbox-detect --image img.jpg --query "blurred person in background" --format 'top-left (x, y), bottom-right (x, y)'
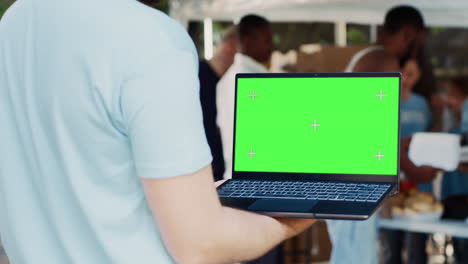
top-left (217, 14), bottom-right (274, 180)
top-left (379, 59), bottom-right (434, 264)
top-left (401, 23), bottom-right (443, 133)
top-left (345, 5), bottom-right (440, 191)
top-left (327, 6), bottom-right (441, 264)
top-left (326, 50), bottom-right (400, 264)
top-left (445, 77), bottom-right (468, 130)
top-left (347, 5), bottom-right (425, 72)
top-left (216, 14), bottom-right (281, 264)
top-left (407, 40), bottom-right (444, 132)
top-left (348, 5), bottom-right (443, 132)
top-left (442, 77), bottom-right (468, 264)
top-left (0, 1), bottom-right (317, 263)
top-left (199, 25), bottom-right (238, 181)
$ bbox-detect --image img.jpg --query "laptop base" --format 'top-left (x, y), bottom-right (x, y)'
top-left (218, 179), bottom-right (395, 220)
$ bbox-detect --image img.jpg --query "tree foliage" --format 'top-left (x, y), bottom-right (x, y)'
top-left (148, 0), bottom-right (170, 13)
top-left (0, 0), bottom-right (15, 19)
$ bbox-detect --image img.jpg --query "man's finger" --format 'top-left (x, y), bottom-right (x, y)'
top-left (215, 179), bottom-right (227, 188)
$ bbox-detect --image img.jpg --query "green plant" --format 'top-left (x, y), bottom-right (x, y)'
top-left (149, 0), bottom-right (169, 13)
top-left (347, 28), bottom-right (369, 45)
top-left (0, 0), bottom-right (15, 19)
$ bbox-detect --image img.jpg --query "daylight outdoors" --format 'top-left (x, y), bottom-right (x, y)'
top-left (1, 1), bottom-right (468, 264)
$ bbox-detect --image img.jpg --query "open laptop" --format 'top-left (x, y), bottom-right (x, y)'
top-left (217, 72), bottom-right (401, 220)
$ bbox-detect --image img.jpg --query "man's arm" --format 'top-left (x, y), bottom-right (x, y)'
top-left (428, 95), bottom-right (444, 132)
top-left (400, 137), bottom-right (441, 183)
top-left (142, 165), bottom-right (315, 264)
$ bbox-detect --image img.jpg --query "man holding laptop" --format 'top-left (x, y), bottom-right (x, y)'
top-left (0, 1), bottom-right (315, 263)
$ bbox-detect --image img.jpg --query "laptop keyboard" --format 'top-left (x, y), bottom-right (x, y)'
top-left (218, 180), bottom-right (391, 203)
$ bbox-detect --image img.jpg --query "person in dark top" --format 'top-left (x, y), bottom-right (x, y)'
top-left (401, 37), bottom-right (444, 132)
top-left (199, 25), bottom-right (237, 181)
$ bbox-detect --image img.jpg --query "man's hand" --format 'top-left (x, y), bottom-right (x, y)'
top-left (215, 179), bottom-right (227, 188)
top-left (404, 164), bottom-right (443, 183)
top-left (400, 136), bottom-right (443, 183)
top-left (458, 163), bottom-right (468, 173)
top-left (401, 136), bottom-right (412, 153)
top-left (414, 165), bottom-right (442, 181)
top-left (274, 217), bottom-right (317, 240)
top-left (143, 166), bottom-right (317, 264)
top-left (215, 179), bottom-right (316, 239)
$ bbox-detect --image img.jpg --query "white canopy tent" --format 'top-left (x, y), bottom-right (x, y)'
top-left (170, 0), bottom-right (468, 59)
top-left (170, 0), bottom-right (468, 27)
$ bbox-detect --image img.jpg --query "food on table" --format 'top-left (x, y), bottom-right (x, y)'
top-left (391, 188), bottom-right (443, 218)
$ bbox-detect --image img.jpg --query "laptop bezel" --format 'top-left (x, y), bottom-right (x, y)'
top-left (231, 72), bottom-right (401, 184)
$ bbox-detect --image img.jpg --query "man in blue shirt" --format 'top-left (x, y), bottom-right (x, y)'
top-left (0, 0), bottom-right (315, 263)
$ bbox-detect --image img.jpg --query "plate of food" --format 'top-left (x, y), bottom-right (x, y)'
top-left (391, 188), bottom-right (443, 221)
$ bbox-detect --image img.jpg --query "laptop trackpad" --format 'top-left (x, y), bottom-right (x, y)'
top-left (248, 199), bottom-right (318, 212)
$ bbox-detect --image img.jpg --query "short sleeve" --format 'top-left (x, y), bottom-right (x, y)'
top-left (462, 100), bottom-right (468, 133)
top-left (121, 37), bottom-right (212, 179)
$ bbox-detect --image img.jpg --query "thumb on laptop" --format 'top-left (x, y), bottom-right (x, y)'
top-left (215, 180), bottom-right (227, 188)
top-left (274, 217), bottom-right (318, 239)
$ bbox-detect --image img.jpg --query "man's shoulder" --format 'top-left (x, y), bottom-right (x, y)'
top-left (410, 93), bottom-right (429, 106)
top-left (217, 65), bottom-right (237, 88)
top-left (122, 4), bottom-right (194, 53)
top-left (114, 4), bottom-right (197, 76)
top-left (345, 46), bottom-right (384, 72)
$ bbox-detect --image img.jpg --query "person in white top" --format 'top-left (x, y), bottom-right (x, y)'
top-left (217, 14), bottom-right (274, 179)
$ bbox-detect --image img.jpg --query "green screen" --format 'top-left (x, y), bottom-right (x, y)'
top-left (234, 76), bottom-right (400, 175)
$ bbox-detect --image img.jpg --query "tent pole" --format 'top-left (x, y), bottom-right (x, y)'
top-left (204, 18), bottom-right (214, 60)
top-left (370, 24), bottom-right (378, 44)
top-left (335, 21), bottom-right (347, 47)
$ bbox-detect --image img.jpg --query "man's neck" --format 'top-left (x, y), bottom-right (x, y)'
top-left (208, 54), bottom-right (231, 77)
top-left (376, 37), bottom-right (400, 59)
top-left (401, 89), bottom-right (412, 101)
top-left (239, 51), bottom-right (261, 63)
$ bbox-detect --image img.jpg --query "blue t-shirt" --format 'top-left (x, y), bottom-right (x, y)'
top-left (400, 93), bottom-right (431, 138)
top-left (461, 99), bottom-right (468, 133)
top-left (442, 168), bottom-right (468, 199)
top-left (401, 93), bottom-right (432, 192)
top-left (0, 0), bottom-right (212, 263)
